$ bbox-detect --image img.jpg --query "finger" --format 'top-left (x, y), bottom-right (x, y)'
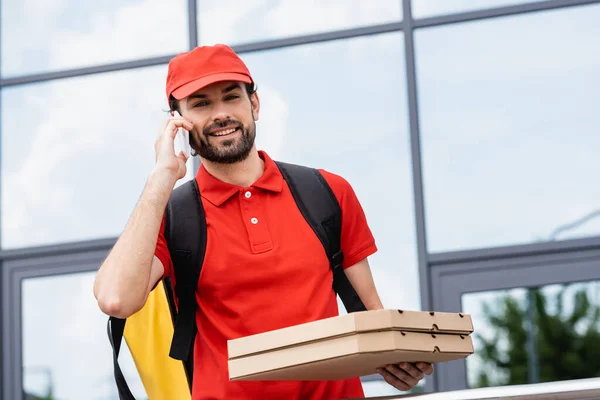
top-left (169, 115), bottom-right (193, 126)
top-left (397, 362), bottom-right (425, 380)
top-left (165, 119), bottom-right (194, 138)
top-left (156, 119), bottom-right (191, 146)
top-left (385, 364), bottom-right (420, 387)
top-left (415, 362), bottom-right (434, 375)
top-left (377, 368), bottom-right (410, 391)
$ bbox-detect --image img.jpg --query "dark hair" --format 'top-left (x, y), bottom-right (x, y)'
top-left (169, 82), bottom-right (257, 114)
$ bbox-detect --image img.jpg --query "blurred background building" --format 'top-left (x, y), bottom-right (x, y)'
top-left (1, 0), bottom-right (599, 399)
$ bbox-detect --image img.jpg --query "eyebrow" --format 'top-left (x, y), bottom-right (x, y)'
top-left (187, 84), bottom-right (241, 100)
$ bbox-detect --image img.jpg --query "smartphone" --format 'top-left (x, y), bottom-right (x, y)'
top-left (172, 111), bottom-right (191, 158)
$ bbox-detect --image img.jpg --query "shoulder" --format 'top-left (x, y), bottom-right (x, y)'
top-left (273, 159), bottom-right (357, 203)
top-left (317, 168), bottom-right (357, 204)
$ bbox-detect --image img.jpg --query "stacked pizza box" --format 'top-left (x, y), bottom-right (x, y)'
top-left (227, 309), bottom-right (474, 381)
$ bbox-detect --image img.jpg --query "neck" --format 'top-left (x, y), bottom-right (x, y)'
top-left (200, 149), bottom-right (264, 187)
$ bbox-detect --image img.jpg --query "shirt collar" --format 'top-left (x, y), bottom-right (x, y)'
top-left (195, 150), bottom-right (283, 207)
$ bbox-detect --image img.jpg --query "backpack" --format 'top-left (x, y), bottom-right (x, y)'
top-left (107, 161), bottom-right (367, 400)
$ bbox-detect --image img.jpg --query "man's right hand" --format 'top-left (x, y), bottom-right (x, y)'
top-left (153, 115), bottom-right (194, 181)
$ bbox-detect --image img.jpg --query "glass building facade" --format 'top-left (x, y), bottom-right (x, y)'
top-left (1, 0), bottom-right (599, 398)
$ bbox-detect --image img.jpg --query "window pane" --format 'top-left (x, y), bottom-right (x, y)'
top-left (362, 378), bottom-right (425, 396)
top-left (198, 0), bottom-right (402, 46)
top-left (239, 33), bottom-right (420, 311)
top-left (1, 0), bottom-right (188, 77)
top-left (462, 281), bottom-right (600, 388)
top-left (1, 66), bottom-right (195, 249)
top-left (22, 272), bottom-right (147, 399)
top-left (416, 5), bottom-right (600, 253)
top-left (412, 0), bottom-right (546, 19)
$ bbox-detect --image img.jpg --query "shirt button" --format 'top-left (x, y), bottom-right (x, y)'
top-left (251, 217), bottom-right (258, 224)
top-left (245, 191), bottom-right (252, 198)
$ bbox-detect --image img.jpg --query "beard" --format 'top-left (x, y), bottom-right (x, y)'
top-left (196, 118), bottom-right (256, 164)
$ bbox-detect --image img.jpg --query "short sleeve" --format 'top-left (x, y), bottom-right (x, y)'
top-left (155, 215), bottom-right (174, 280)
top-left (319, 169), bottom-right (378, 269)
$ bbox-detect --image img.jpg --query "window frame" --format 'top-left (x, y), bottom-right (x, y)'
top-left (429, 237), bottom-right (600, 391)
top-left (1, 240), bottom-right (113, 400)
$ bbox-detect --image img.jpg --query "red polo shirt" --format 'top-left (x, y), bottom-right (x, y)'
top-left (154, 151), bottom-right (377, 400)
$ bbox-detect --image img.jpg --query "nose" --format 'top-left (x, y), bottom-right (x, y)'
top-left (211, 101), bottom-right (231, 123)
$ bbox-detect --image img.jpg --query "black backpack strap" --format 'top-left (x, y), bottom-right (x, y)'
top-left (164, 178), bottom-right (207, 389)
top-left (107, 316), bottom-right (136, 400)
top-left (106, 179), bottom-right (205, 397)
top-left (274, 161), bottom-right (367, 314)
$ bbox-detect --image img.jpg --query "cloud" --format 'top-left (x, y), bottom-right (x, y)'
top-left (2, 0), bottom-right (188, 76)
top-left (411, 0), bottom-right (546, 19)
top-left (21, 272), bottom-right (146, 399)
top-left (2, 63), bottom-right (169, 248)
top-left (198, 0), bottom-right (402, 46)
top-left (414, 4), bottom-right (600, 252)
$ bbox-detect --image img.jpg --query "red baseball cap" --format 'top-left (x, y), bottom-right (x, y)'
top-left (166, 44), bottom-right (253, 101)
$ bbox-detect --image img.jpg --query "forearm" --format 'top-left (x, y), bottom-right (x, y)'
top-left (94, 169), bottom-right (176, 318)
top-left (344, 258), bottom-right (384, 310)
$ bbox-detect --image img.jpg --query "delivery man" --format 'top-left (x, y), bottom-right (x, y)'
top-left (93, 44), bottom-right (433, 400)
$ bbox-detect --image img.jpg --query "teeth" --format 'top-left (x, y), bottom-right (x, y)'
top-left (212, 128), bottom-right (237, 136)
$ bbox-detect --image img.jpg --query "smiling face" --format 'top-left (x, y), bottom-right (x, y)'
top-left (179, 80), bottom-right (260, 164)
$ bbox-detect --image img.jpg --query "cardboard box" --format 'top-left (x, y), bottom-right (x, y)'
top-left (228, 309), bottom-right (474, 381)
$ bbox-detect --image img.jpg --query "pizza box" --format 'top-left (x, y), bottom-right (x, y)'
top-left (228, 309), bottom-right (474, 381)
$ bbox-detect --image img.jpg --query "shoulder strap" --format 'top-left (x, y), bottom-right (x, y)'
top-left (274, 161), bottom-right (366, 314)
top-left (107, 179), bottom-right (204, 398)
top-left (164, 178), bottom-right (206, 388)
top-left (107, 316), bottom-right (136, 400)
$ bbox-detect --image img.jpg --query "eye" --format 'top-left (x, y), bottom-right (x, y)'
top-left (194, 101), bottom-right (209, 108)
top-left (225, 95), bottom-right (240, 101)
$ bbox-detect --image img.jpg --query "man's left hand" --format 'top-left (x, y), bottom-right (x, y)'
top-left (377, 362), bottom-right (434, 391)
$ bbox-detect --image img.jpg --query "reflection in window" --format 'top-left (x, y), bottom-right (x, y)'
top-left (462, 281), bottom-right (600, 388)
top-left (1, 0), bottom-right (187, 77)
top-left (362, 379), bottom-right (425, 396)
top-left (198, 0), bottom-right (402, 46)
top-left (416, 4), bottom-right (600, 253)
top-left (412, 0), bottom-right (546, 19)
top-left (22, 272), bottom-right (147, 399)
top-left (237, 32), bottom-right (420, 317)
top-left (1, 65), bottom-right (195, 249)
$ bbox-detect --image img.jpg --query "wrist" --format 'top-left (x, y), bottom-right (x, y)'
top-left (367, 301), bottom-right (385, 311)
top-left (148, 167), bottom-right (179, 189)
top-left (145, 168), bottom-right (178, 204)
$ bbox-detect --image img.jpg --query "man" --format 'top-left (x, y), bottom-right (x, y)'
top-left (94, 44), bottom-right (433, 399)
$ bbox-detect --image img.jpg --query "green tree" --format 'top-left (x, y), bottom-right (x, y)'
top-left (23, 390), bottom-right (54, 400)
top-left (473, 285), bottom-right (600, 387)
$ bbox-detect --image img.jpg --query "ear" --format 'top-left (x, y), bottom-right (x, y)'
top-left (250, 92), bottom-right (260, 121)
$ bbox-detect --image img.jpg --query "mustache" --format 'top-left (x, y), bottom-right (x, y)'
top-left (203, 119), bottom-right (242, 136)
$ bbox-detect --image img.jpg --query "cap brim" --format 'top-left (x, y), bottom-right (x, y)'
top-left (171, 72), bottom-right (253, 100)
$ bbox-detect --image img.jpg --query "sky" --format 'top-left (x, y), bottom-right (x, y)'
top-left (0, 0), bottom-right (189, 77)
top-left (1, 0), bottom-right (600, 399)
top-left (411, 0), bottom-right (547, 18)
top-left (21, 272), bottom-right (147, 399)
top-left (197, 0), bottom-right (402, 46)
top-left (415, 4), bottom-right (600, 253)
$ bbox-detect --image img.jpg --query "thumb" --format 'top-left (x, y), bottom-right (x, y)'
top-left (176, 151), bottom-right (188, 163)
top-left (176, 152), bottom-right (188, 174)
